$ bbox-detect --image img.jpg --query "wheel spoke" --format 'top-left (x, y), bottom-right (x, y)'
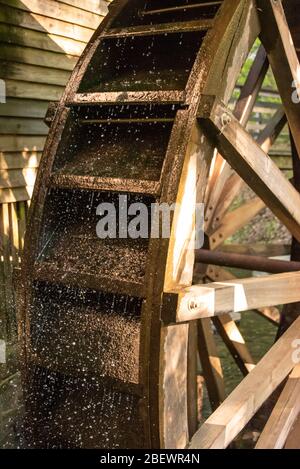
top-left (209, 106), bottom-right (287, 239)
top-left (205, 45), bottom-right (268, 232)
top-left (212, 314), bottom-right (255, 375)
top-left (163, 271), bottom-right (300, 323)
top-left (199, 96), bottom-right (300, 241)
top-left (255, 365), bottom-right (300, 449)
top-left (197, 318), bottom-right (225, 411)
top-left (258, 0), bottom-right (300, 156)
top-left (190, 317), bottom-right (300, 449)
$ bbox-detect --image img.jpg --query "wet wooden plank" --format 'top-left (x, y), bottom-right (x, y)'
top-left (71, 91), bottom-right (186, 105)
top-left (104, 19), bottom-right (213, 38)
top-left (50, 173), bottom-right (161, 196)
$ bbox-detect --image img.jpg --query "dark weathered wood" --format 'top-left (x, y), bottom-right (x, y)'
top-left (104, 19), bottom-right (213, 38)
top-left (34, 261), bottom-right (146, 299)
top-left (44, 101), bottom-right (59, 127)
top-left (50, 173), bottom-right (161, 196)
top-left (70, 91), bottom-right (187, 105)
top-left (142, 2), bottom-right (222, 16)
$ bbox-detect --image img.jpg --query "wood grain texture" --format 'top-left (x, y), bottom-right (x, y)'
top-left (190, 317), bottom-right (300, 449)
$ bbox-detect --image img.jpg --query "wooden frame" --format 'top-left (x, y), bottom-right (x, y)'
top-left (163, 272), bottom-right (300, 324)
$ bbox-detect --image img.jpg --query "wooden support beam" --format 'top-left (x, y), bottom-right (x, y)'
top-left (255, 365), bottom-right (300, 449)
top-left (212, 314), bottom-right (255, 375)
top-left (162, 271), bottom-right (300, 324)
top-left (206, 265), bottom-right (280, 326)
top-left (255, 307), bottom-right (280, 326)
top-left (199, 96), bottom-right (300, 242)
top-left (209, 106), bottom-right (287, 236)
top-left (258, 106), bottom-right (287, 153)
top-left (235, 46), bottom-right (269, 127)
top-left (189, 316), bottom-right (300, 449)
top-left (209, 197), bottom-right (265, 248)
top-left (257, 0), bottom-right (300, 157)
top-left (205, 46), bottom-right (268, 231)
top-left (197, 318), bottom-right (225, 411)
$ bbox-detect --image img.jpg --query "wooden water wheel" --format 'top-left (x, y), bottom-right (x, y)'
top-left (19, 0), bottom-right (300, 449)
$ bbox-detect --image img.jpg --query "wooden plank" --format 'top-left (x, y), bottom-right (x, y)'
top-left (142, 2), bottom-right (222, 16)
top-left (104, 19), bottom-right (213, 38)
top-left (4, 79), bottom-right (65, 101)
top-left (44, 102), bottom-right (59, 127)
top-left (234, 46), bottom-right (269, 126)
top-left (199, 96), bottom-right (300, 242)
top-left (0, 23), bottom-right (86, 56)
top-left (163, 272), bottom-right (300, 324)
top-left (0, 152), bottom-right (41, 170)
top-left (258, 0), bottom-right (300, 157)
top-left (50, 173), bottom-right (161, 196)
top-left (164, 123), bottom-right (211, 291)
top-left (72, 91), bottom-right (186, 105)
top-left (0, 186), bottom-right (33, 204)
top-left (285, 414), bottom-right (300, 449)
top-left (258, 106), bottom-right (287, 152)
top-left (209, 197), bottom-right (265, 249)
top-left (0, 98), bottom-right (48, 119)
top-left (0, 135), bottom-right (46, 152)
top-left (0, 62), bottom-right (70, 87)
top-left (60, 0), bottom-right (109, 16)
top-left (212, 314), bottom-right (255, 375)
top-left (187, 322), bottom-right (198, 439)
top-left (255, 365), bottom-right (300, 449)
top-left (197, 318), bottom-right (225, 411)
top-left (0, 4), bottom-right (95, 42)
top-left (0, 168), bottom-right (38, 189)
top-left (0, 0), bottom-right (103, 29)
top-left (0, 118), bottom-right (48, 136)
top-left (0, 44), bottom-right (77, 71)
top-left (206, 265), bottom-right (280, 326)
top-left (190, 316), bottom-right (300, 449)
